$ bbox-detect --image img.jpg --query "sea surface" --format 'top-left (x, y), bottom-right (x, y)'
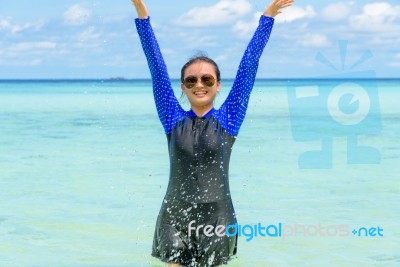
top-left (0, 79), bottom-right (399, 266)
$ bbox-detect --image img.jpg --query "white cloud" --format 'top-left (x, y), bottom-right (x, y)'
top-left (11, 41), bottom-right (57, 53)
top-left (0, 18), bottom-right (11, 30)
top-left (0, 17), bottom-right (44, 33)
top-left (232, 12), bottom-right (262, 39)
top-left (299, 34), bottom-right (330, 47)
top-left (233, 5), bottom-right (316, 39)
top-left (369, 34), bottom-right (400, 46)
top-left (349, 2), bottom-right (400, 32)
top-left (36, 42), bottom-right (57, 49)
top-left (275, 5), bottom-right (315, 23)
top-left (77, 26), bottom-right (101, 42)
top-left (0, 41), bottom-right (57, 65)
top-left (63, 4), bottom-right (92, 26)
top-left (321, 2), bottom-right (354, 22)
top-left (175, 0), bottom-right (252, 27)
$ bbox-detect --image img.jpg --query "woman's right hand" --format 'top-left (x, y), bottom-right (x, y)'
top-left (131, 0), bottom-right (148, 19)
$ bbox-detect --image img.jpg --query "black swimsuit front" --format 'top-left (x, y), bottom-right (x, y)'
top-left (152, 112), bottom-right (238, 266)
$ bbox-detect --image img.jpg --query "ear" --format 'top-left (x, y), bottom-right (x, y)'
top-left (216, 80), bottom-right (221, 92)
top-left (180, 83), bottom-right (187, 94)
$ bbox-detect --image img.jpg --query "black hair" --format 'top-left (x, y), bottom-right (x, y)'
top-left (180, 51), bottom-right (221, 83)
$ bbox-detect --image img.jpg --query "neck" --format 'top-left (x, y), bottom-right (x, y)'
top-left (191, 105), bottom-right (213, 117)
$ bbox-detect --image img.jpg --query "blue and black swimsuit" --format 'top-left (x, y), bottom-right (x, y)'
top-left (135, 15), bottom-right (274, 266)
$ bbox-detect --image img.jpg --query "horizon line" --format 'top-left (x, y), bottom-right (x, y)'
top-left (1, 77), bottom-right (399, 81)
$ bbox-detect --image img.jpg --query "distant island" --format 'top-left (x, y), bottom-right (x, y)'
top-left (109, 77), bottom-right (126, 80)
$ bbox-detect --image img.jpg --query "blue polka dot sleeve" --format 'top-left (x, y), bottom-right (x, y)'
top-left (135, 17), bottom-right (186, 134)
top-left (217, 16), bottom-right (275, 136)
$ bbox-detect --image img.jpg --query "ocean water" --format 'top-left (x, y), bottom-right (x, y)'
top-left (0, 79), bottom-right (399, 267)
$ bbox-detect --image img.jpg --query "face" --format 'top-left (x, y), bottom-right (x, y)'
top-left (181, 61), bottom-right (221, 110)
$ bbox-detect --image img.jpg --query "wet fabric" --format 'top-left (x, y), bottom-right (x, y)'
top-left (152, 197), bottom-right (237, 266)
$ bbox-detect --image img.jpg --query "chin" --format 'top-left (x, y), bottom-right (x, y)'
top-left (193, 98), bottom-right (213, 106)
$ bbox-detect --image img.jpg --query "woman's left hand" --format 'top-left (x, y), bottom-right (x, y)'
top-left (264, 0), bottom-right (294, 18)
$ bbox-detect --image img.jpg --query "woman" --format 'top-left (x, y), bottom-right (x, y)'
top-left (131, 0), bottom-right (293, 266)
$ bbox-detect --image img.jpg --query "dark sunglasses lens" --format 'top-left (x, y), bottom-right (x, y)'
top-left (184, 77), bottom-right (197, 89)
top-left (201, 75), bottom-right (215, 87)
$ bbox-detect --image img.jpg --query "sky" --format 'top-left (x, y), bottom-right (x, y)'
top-left (0, 0), bottom-right (399, 79)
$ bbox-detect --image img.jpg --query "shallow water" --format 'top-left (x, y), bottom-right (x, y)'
top-left (0, 79), bottom-right (399, 266)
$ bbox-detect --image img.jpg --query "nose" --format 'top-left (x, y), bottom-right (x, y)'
top-left (194, 78), bottom-right (204, 88)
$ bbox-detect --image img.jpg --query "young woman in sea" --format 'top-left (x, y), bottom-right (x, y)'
top-left (131, 0), bottom-right (294, 266)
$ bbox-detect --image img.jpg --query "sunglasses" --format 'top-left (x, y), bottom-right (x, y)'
top-left (182, 74), bottom-right (216, 89)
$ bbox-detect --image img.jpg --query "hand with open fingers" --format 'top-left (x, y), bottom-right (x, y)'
top-left (131, 0), bottom-right (148, 18)
top-left (264, 0), bottom-right (294, 18)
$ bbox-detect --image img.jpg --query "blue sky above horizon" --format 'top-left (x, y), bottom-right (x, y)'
top-left (0, 0), bottom-right (399, 79)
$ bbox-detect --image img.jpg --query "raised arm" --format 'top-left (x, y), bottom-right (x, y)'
top-left (132, 0), bottom-right (186, 134)
top-left (219, 0), bottom-right (294, 136)
top-left (131, 0), bottom-right (148, 18)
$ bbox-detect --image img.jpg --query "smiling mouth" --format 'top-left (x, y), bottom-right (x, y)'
top-left (194, 91), bottom-right (208, 96)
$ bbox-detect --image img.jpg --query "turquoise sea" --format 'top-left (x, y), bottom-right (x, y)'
top-left (0, 79), bottom-right (399, 266)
